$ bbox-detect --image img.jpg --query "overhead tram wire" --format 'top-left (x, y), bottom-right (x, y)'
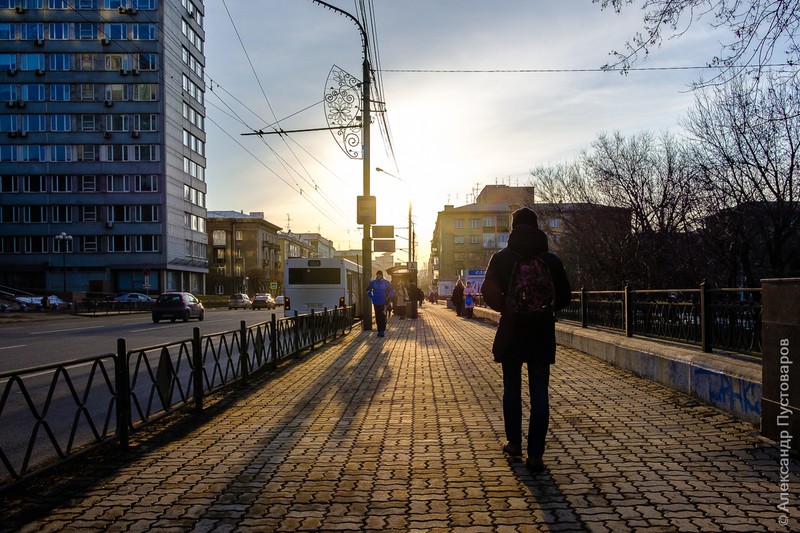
top-left (220, 0), bottom-right (338, 211)
top-left (378, 63), bottom-right (794, 74)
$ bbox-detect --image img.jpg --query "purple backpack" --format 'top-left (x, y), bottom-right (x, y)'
top-left (505, 254), bottom-right (555, 315)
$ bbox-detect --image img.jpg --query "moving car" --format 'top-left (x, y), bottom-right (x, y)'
top-left (152, 292), bottom-right (205, 323)
top-left (252, 294), bottom-right (276, 310)
top-left (115, 292), bottom-right (155, 303)
top-left (228, 293), bottom-right (252, 309)
top-left (274, 295), bottom-right (285, 307)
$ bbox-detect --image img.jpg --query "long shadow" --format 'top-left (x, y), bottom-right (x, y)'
top-left (0, 328), bottom-right (384, 530)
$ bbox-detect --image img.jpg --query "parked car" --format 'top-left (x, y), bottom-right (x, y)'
top-left (152, 292), bottom-right (205, 323)
top-left (228, 293), bottom-right (252, 309)
top-left (252, 294), bottom-right (276, 310)
top-left (115, 292), bottom-right (155, 303)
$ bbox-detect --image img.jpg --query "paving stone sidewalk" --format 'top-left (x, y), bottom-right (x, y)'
top-left (1, 303), bottom-right (798, 532)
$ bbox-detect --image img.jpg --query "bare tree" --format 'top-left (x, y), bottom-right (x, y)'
top-left (595, 0), bottom-right (800, 86)
top-left (685, 74), bottom-right (800, 283)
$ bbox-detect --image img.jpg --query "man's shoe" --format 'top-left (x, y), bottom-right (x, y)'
top-left (502, 441), bottom-right (522, 457)
top-left (525, 457), bottom-right (545, 473)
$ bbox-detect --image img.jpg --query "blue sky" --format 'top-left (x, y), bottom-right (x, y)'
top-left (203, 1), bottom-right (725, 265)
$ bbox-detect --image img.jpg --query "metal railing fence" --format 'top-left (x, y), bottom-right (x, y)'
top-left (0, 306), bottom-right (356, 489)
top-left (555, 284), bottom-right (761, 355)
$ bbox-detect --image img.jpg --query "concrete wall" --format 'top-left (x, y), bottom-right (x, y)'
top-left (473, 307), bottom-right (762, 426)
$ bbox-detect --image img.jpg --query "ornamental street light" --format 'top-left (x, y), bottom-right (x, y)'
top-left (54, 231), bottom-right (72, 297)
top-left (312, 0), bottom-right (373, 330)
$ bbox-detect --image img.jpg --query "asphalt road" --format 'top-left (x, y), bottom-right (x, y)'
top-left (0, 307), bottom-right (281, 374)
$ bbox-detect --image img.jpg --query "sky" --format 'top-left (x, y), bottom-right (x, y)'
top-left (202, 0), bottom-right (727, 267)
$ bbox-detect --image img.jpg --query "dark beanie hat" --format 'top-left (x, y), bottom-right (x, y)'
top-left (512, 207), bottom-right (538, 229)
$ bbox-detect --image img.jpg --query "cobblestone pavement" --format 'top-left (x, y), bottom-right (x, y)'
top-left (1, 304), bottom-right (798, 532)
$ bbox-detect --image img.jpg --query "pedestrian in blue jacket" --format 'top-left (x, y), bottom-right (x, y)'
top-left (367, 270), bottom-right (395, 337)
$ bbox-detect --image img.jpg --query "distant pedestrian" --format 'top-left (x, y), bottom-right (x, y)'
top-left (367, 270), bottom-right (395, 338)
top-left (395, 281), bottom-right (409, 319)
top-left (482, 207), bottom-right (571, 473)
top-left (452, 279), bottom-right (465, 316)
top-left (463, 281), bottom-right (476, 318)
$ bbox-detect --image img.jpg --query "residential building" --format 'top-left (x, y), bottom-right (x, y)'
top-left (206, 211), bottom-right (280, 296)
top-left (429, 185), bottom-right (630, 289)
top-left (296, 232), bottom-right (333, 258)
top-left (0, 0), bottom-right (208, 297)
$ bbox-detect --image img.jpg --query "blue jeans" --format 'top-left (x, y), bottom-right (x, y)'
top-left (502, 360), bottom-right (550, 458)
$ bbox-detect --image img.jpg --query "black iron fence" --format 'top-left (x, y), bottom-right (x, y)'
top-left (556, 284), bottom-right (762, 355)
top-left (0, 306), bottom-right (356, 489)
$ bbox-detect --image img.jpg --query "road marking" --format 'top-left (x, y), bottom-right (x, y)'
top-left (0, 344), bottom-right (26, 350)
top-left (29, 325), bottom-right (105, 335)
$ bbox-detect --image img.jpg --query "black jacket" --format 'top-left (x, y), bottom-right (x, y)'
top-left (482, 225), bottom-right (571, 363)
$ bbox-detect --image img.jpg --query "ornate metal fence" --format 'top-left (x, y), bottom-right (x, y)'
top-left (0, 306), bottom-right (356, 488)
top-left (557, 284), bottom-right (761, 355)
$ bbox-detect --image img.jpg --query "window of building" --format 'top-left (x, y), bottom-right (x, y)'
top-left (48, 23), bottom-right (70, 40)
top-left (104, 23), bottom-right (127, 40)
top-left (51, 204), bottom-right (72, 222)
top-left (105, 145), bottom-right (125, 161)
top-left (76, 0), bottom-right (98, 8)
top-left (79, 84), bottom-right (96, 101)
top-left (105, 83), bottom-right (127, 101)
top-left (79, 145), bottom-right (96, 161)
top-left (51, 175), bottom-right (71, 192)
top-left (0, 115), bottom-right (16, 132)
top-left (136, 235), bottom-right (159, 252)
top-left (133, 113), bottom-right (157, 131)
top-left (469, 218), bottom-right (480, 228)
top-left (108, 235), bottom-right (130, 252)
top-left (0, 23), bottom-right (15, 40)
top-left (80, 175), bottom-right (96, 192)
top-left (104, 54), bottom-right (128, 70)
top-left (80, 205), bottom-right (98, 222)
top-left (22, 176), bottom-right (47, 192)
top-left (50, 114), bottom-right (70, 131)
top-left (81, 235), bottom-right (98, 252)
top-left (454, 235), bottom-right (465, 244)
top-left (49, 53), bottom-right (70, 70)
top-left (108, 204), bottom-right (128, 222)
top-left (132, 24), bottom-right (156, 40)
top-left (134, 53), bottom-right (157, 70)
top-left (0, 53), bottom-right (17, 70)
top-left (132, 83), bottom-right (156, 101)
top-left (20, 23), bottom-right (45, 40)
top-left (135, 174), bottom-right (157, 192)
top-left (0, 84), bottom-right (16, 101)
top-left (0, 145), bottom-right (17, 162)
top-left (21, 145), bottom-right (46, 162)
top-left (49, 0), bottom-right (70, 8)
top-left (548, 218), bottom-right (561, 228)
top-left (77, 53), bottom-right (97, 70)
top-left (23, 205), bottom-right (47, 223)
top-left (454, 219), bottom-right (464, 229)
top-left (21, 53), bottom-right (45, 71)
top-left (77, 24), bottom-right (98, 40)
top-left (107, 174), bottom-right (128, 191)
top-left (134, 205), bottom-right (158, 222)
top-left (0, 175), bottom-right (16, 192)
top-left (483, 217), bottom-right (496, 227)
top-left (23, 115), bottom-right (46, 131)
top-left (49, 83), bottom-right (70, 101)
top-left (22, 84), bottom-right (46, 101)
top-left (469, 235), bottom-right (481, 244)
top-left (106, 114), bottom-right (128, 131)
top-left (212, 230), bottom-right (226, 246)
top-left (49, 145), bottom-right (73, 162)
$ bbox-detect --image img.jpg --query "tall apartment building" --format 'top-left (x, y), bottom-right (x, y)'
top-left (0, 0), bottom-right (208, 298)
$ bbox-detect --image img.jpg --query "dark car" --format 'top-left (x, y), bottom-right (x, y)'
top-left (115, 292), bottom-right (156, 303)
top-left (252, 294), bottom-right (275, 310)
top-left (151, 292), bottom-right (205, 323)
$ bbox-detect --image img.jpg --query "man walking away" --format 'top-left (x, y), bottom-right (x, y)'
top-left (482, 207), bottom-right (571, 472)
top-left (367, 270), bottom-right (395, 338)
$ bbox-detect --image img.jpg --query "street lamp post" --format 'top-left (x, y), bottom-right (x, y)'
top-left (312, 0), bottom-right (373, 329)
top-left (54, 231), bottom-right (72, 297)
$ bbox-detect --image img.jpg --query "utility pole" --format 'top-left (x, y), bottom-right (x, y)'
top-left (312, 0), bottom-right (373, 329)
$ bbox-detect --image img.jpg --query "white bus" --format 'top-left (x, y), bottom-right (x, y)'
top-left (283, 257), bottom-right (362, 317)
